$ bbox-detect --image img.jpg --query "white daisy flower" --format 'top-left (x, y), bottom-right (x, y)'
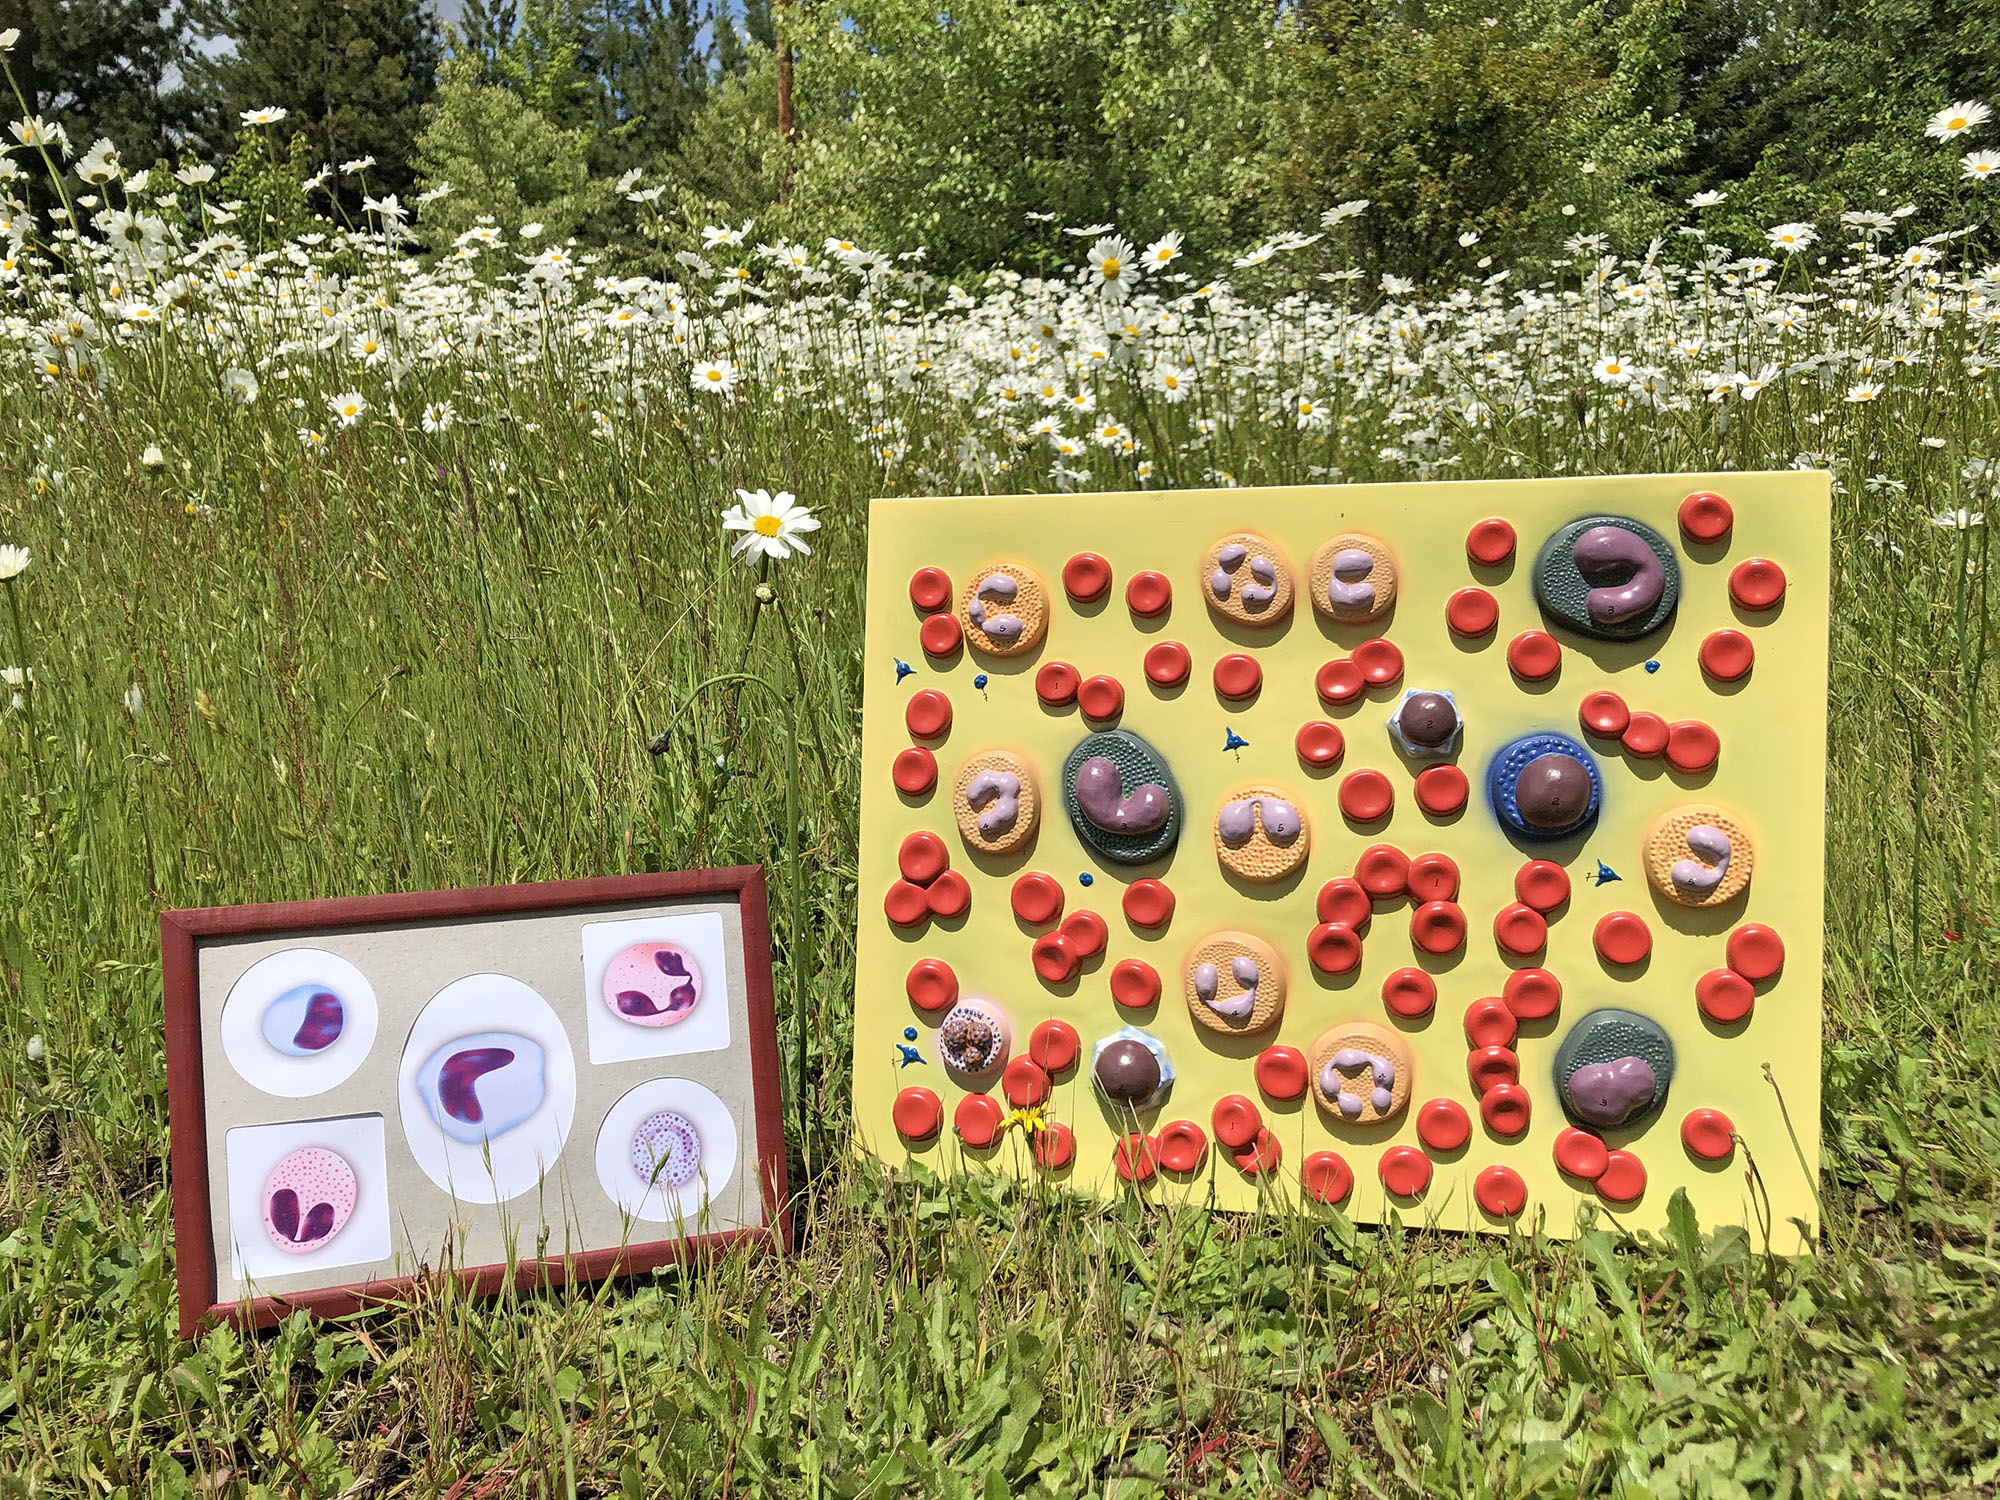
top-left (720, 488), bottom-right (820, 564)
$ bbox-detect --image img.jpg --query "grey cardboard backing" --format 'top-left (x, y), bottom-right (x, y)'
top-left (197, 897), bottom-right (764, 1304)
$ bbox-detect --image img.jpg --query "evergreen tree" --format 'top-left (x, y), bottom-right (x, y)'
top-left (182, 0), bottom-right (442, 196)
top-left (588, 0), bottom-right (709, 169)
top-left (0, 0), bottom-right (195, 168)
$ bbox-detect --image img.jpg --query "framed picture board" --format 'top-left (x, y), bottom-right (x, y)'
top-left (851, 474), bottom-right (1829, 1249)
top-left (163, 866), bottom-right (789, 1336)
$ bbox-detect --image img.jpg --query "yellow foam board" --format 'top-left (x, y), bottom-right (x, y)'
top-left (853, 474), bottom-right (1828, 1249)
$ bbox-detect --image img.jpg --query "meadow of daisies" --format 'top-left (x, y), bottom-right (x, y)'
top-left (0, 94), bottom-right (1996, 1496)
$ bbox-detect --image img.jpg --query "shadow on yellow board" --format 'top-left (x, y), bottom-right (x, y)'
top-left (852, 473), bottom-right (1829, 1253)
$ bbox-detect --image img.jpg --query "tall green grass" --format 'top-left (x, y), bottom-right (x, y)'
top-left (0, 305), bottom-right (1995, 1495)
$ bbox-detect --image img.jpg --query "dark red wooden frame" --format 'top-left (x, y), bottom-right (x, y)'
top-left (162, 865), bottom-right (791, 1339)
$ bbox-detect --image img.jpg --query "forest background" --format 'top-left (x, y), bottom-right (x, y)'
top-left (1, 0), bottom-right (1992, 280)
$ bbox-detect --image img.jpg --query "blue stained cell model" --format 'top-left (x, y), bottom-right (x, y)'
top-left (1079, 872), bottom-right (1095, 887)
top-left (1644, 659), bottom-right (1661, 674)
top-left (1594, 860), bottom-right (1622, 886)
top-left (903, 1025), bottom-right (918, 1041)
top-left (973, 673), bottom-right (989, 689)
top-left (895, 1043), bottom-right (926, 1068)
top-left (1223, 727), bottom-right (1250, 751)
top-left (895, 659), bottom-right (914, 683)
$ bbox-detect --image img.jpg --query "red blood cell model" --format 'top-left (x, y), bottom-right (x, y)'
top-left (1296, 719), bottom-right (1346, 769)
top-left (1379, 1145), bottom-right (1433, 1197)
top-left (1621, 711), bottom-right (1670, 757)
top-left (1122, 879), bottom-right (1175, 929)
top-left (1126, 570), bottom-right (1172, 617)
top-left (1593, 911), bottom-right (1652, 967)
top-left (1077, 674), bottom-right (1125, 720)
top-left (908, 566), bottom-right (952, 612)
top-left (919, 613), bottom-right (963, 657)
top-left (1695, 967), bottom-right (1755, 1024)
top-left (955, 1094), bottom-right (1005, 1147)
top-left (926, 870), bottom-right (971, 918)
top-left (1463, 997), bottom-right (1517, 1049)
top-left (1726, 923), bottom-right (1785, 981)
top-left (1467, 517), bottom-right (1517, 566)
top-left (1352, 638), bottom-right (1405, 687)
top-left (1414, 764), bottom-right (1469, 816)
top-left (1446, 587), bottom-right (1499, 637)
top-left (1382, 966), bottom-right (1438, 1018)
top-left (1406, 852), bottom-right (1461, 902)
top-left (1729, 557), bottom-right (1786, 611)
top-left (1010, 871), bottom-right (1065, 926)
top-left (1110, 957), bottom-right (1162, 1008)
top-left (1316, 657), bottom-right (1366, 706)
top-left (1256, 1045), bottom-right (1310, 1100)
top-left (1666, 720), bottom-right (1721, 774)
top-left (1354, 842), bottom-right (1409, 897)
top-left (1681, 1108), bottom-right (1736, 1161)
top-left (905, 957), bottom-right (958, 1013)
top-left (1553, 1127), bottom-right (1609, 1180)
top-left (1417, 1098), bottom-right (1472, 1152)
top-left (1234, 1130), bottom-right (1283, 1175)
top-left (1029, 1018), bottom-right (1081, 1073)
top-left (1063, 552), bottom-right (1112, 602)
top-left (1035, 660), bottom-right (1080, 706)
top-left (1031, 932), bottom-right (1078, 985)
top-left (1143, 641), bottom-right (1191, 689)
top-left (898, 830), bottom-right (949, 885)
top-left (892, 746), bottom-right (938, 796)
top-left (1316, 876), bottom-right (1373, 931)
top-left (1699, 629), bottom-right (1755, 682)
top-left (905, 689), bottom-right (952, 739)
top-left (1678, 491), bottom-right (1734, 543)
top-left (1493, 902), bottom-right (1548, 956)
top-left (1514, 859), bottom-right (1571, 912)
top-left (1502, 967), bottom-right (1562, 1020)
top-left (1579, 690), bottom-right (1630, 738)
top-left (1211, 1094), bottom-right (1262, 1149)
top-left (1480, 1083), bottom-right (1531, 1136)
top-left (1341, 770), bottom-right (1395, 824)
top-left (1002, 1057), bottom-right (1050, 1107)
top-left (1409, 902), bottom-right (1467, 955)
top-left (1507, 630), bottom-right (1561, 682)
top-left (1033, 1121), bottom-right (1075, 1169)
top-left (1467, 1045), bottom-right (1520, 1094)
top-left (893, 1086), bottom-right (943, 1141)
top-left (884, 880), bottom-right (931, 927)
top-left (1596, 1149), bottom-right (1647, 1204)
top-left (1157, 1119), bottom-right (1208, 1173)
top-left (1213, 653), bottom-right (1262, 700)
top-left (1307, 922), bottom-right (1363, 975)
top-left (1061, 909), bottom-right (1109, 958)
top-left (1302, 1150), bottom-right (1355, 1205)
top-left (1475, 1165), bottom-right (1529, 1217)
top-left (1114, 1133), bottom-right (1160, 1182)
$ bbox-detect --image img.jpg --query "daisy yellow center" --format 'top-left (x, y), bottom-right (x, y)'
top-left (753, 515), bottom-right (782, 537)
top-left (1951, 116), bottom-right (1969, 130)
top-left (1102, 258), bottom-right (1121, 278)
top-left (706, 370), bottom-right (722, 381)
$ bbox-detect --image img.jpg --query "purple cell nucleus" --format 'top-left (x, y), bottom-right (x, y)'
top-left (261, 983), bottom-right (347, 1056)
top-left (602, 941), bottom-right (704, 1028)
top-left (415, 1032), bottom-right (547, 1144)
top-left (629, 1109), bottom-right (703, 1191)
top-left (261, 1146), bottom-right (358, 1254)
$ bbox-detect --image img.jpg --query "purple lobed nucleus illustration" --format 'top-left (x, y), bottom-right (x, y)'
top-left (262, 1146), bottom-right (358, 1254)
top-left (603, 941), bottom-right (704, 1027)
top-left (260, 983), bottom-right (347, 1056)
top-left (415, 1031), bottom-right (547, 1144)
top-left (629, 1109), bottom-right (704, 1190)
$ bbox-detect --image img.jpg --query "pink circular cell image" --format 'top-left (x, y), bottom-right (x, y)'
top-left (629, 1109), bottom-right (704, 1190)
top-left (603, 941), bottom-right (703, 1028)
top-left (262, 1146), bottom-right (358, 1255)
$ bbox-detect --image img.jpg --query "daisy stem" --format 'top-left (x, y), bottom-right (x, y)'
top-left (3, 579), bottom-right (45, 822)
